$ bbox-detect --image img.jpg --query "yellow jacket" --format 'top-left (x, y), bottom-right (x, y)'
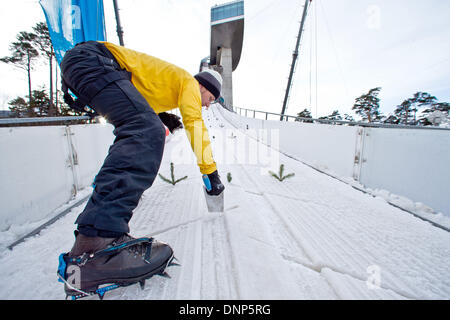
top-left (101, 41), bottom-right (217, 175)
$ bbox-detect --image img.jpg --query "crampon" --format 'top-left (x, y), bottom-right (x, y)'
top-left (57, 236), bottom-right (180, 300)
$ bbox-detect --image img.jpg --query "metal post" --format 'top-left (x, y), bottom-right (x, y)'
top-left (280, 0), bottom-right (311, 121)
top-left (55, 64), bottom-right (59, 113)
top-left (64, 126), bottom-right (79, 197)
top-left (113, 0), bottom-right (125, 46)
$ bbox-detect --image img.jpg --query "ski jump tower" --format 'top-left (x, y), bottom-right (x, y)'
top-left (207, 0), bottom-right (244, 111)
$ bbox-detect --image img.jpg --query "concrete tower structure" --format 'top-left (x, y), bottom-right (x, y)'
top-left (208, 1), bottom-right (244, 111)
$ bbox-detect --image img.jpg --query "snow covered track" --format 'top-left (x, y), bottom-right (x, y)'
top-left (0, 105), bottom-right (449, 300)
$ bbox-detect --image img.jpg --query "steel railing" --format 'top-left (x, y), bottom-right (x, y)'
top-left (232, 106), bottom-right (450, 131)
top-left (0, 116), bottom-right (95, 127)
top-left (1, 108), bottom-right (449, 131)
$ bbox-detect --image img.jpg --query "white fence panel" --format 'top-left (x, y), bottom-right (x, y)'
top-left (0, 124), bottom-right (115, 231)
top-left (359, 127), bottom-right (450, 215)
top-left (0, 126), bottom-right (73, 229)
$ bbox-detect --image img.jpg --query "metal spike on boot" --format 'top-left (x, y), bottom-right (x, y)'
top-left (168, 256), bottom-right (181, 267)
top-left (159, 271), bottom-right (171, 279)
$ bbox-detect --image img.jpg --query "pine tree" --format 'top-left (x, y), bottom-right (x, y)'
top-left (29, 89), bottom-right (51, 116)
top-left (158, 162), bottom-right (188, 185)
top-left (296, 109), bottom-right (313, 123)
top-left (8, 97), bottom-right (31, 118)
top-left (394, 100), bottom-right (414, 125)
top-left (352, 87), bottom-right (382, 122)
top-left (432, 102), bottom-right (450, 113)
top-left (319, 110), bottom-right (342, 121)
top-left (32, 22), bottom-right (57, 116)
top-left (269, 164), bottom-right (295, 182)
top-left (0, 32), bottom-right (39, 106)
top-left (343, 114), bottom-right (355, 122)
top-left (383, 114), bottom-right (400, 124)
top-left (395, 92), bottom-right (438, 125)
top-left (7, 89), bottom-right (51, 117)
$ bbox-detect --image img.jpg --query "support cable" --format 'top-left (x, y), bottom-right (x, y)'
top-left (280, 0), bottom-right (312, 121)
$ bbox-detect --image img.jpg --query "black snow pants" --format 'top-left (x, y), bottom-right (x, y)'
top-left (60, 41), bottom-right (166, 237)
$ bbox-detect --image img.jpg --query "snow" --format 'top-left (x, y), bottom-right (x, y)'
top-left (0, 104), bottom-right (449, 300)
top-left (220, 108), bottom-right (450, 217)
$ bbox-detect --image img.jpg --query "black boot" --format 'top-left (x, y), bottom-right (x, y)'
top-left (59, 232), bottom-right (174, 299)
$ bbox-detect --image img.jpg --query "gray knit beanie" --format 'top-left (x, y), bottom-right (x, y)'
top-left (194, 69), bottom-right (223, 100)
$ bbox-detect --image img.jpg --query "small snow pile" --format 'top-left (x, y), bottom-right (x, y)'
top-left (341, 177), bottom-right (450, 231)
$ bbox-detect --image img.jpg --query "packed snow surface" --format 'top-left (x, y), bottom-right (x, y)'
top-left (0, 105), bottom-right (449, 300)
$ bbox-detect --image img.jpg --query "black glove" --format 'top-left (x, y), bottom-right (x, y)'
top-left (204, 170), bottom-right (225, 196)
top-left (158, 112), bottom-right (183, 133)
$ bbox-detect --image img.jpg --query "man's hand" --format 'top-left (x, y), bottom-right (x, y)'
top-left (158, 112), bottom-right (183, 133)
top-left (203, 171), bottom-right (225, 196)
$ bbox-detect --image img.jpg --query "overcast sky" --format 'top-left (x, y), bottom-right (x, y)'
top-left (0, 0), bottom-right (449, 119)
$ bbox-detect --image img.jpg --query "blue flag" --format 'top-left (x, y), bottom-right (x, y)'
top-left (39, 0), bottom-right (107, 64)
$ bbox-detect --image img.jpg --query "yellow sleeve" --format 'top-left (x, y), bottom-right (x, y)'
top-left (179, 80), bottom-right (217, 175)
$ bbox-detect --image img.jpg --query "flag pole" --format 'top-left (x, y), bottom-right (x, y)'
top-left (112, 0), bottom-right (124, 46)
